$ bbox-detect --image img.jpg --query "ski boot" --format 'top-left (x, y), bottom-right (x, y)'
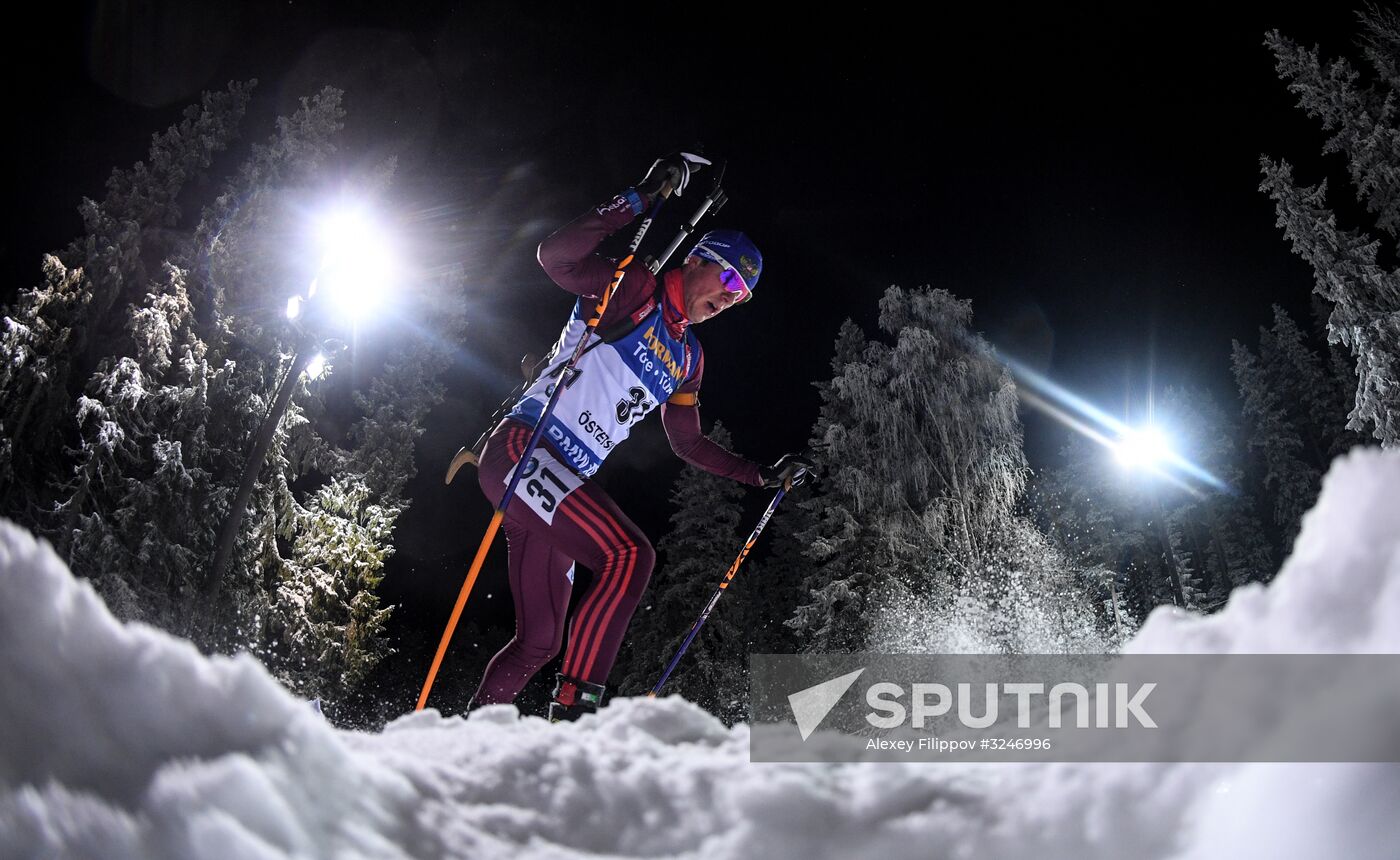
top-left (548, 673), bottom-right (607, 723)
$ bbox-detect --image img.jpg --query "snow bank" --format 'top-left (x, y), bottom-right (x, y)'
top-left (0, 524), bottom-right (424, 859)
top-left (3, 448), bottom-right (1400, 859)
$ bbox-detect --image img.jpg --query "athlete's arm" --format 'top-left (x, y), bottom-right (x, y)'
top-left (537, 191), bottom-right (651, 299)
top-left (660, 350), bottom-right (764, 486)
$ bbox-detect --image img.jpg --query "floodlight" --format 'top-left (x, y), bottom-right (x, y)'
top-left (1113, 426), bottom-right (1173, 470)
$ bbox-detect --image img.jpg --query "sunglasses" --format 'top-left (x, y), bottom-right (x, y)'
top-left (718, 266), bottom-right (748, 295)
top-left (695, 246), bottom-right (752, 301)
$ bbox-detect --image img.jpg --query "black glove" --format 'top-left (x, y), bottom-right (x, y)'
top-left (637, 151), bottom-right (712, 199)
top-left (759, 453), bottom-right (816, 489)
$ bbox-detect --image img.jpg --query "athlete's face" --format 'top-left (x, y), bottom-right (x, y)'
top-left (681, 256), bottom-right (749, 324)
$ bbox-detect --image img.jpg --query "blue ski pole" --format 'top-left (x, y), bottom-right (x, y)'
top-left (648, 468), bottom-right (807, 698)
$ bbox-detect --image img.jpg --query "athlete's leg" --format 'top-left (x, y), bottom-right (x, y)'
top-left (548, 480), bottom-right (656, 689)
top-left (468, 518), bottom-right (573, 706)
top-left (469, 423), bottom-right (573, 707)
top-left (472, 420), bottom-right (656, 701)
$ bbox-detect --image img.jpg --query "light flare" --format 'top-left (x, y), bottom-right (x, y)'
top-left (314, 209), bottom-right (397, 322)
top-left (1001, 355), bottom-right (1227, 493)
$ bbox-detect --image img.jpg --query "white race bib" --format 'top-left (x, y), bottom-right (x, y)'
top-left (504, 447), bottom-right (584, 526)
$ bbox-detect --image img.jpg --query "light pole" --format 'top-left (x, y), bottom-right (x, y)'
top-left (206, 210), bottom-right (394, 598)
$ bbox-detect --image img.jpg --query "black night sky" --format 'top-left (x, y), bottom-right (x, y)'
top-left (1, 4), bottom-right (1366, 665)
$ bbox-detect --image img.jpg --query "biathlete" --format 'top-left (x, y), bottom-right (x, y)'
top-left (468, 152), bottom-right (810, 721)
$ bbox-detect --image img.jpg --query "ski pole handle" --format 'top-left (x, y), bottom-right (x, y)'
top-left (649, 160), bottom-right (727, 275)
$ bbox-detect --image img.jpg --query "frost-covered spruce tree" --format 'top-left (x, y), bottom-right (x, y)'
top-left (6, 82), bottom-right (465, 699)
top-left (1032, 435), bottom-right (1129, 587)
top-left (789, 287), bottom-right (1031, 650)
top-left (785, 318), bottom-right (884, 650)
top-left (1231, 304), bottom-right (1362, 554)
top-left (1312, 294), bottom-right (1365, 439)
top-left (742, 495), bottom-right (817, 657)
top-left (1261, 10), bottom-right (1400, 446)
top-left (168, 85), bottom-right (344, 650)
top-left (1261, 305), bottom-right (1365, 465)
top-left (0, 258), bottom-right (88, 506)
top-left (262, 288), bottom-right (465, 698)
top-left (0, 83), bottom-right (252, 516)
top-left (46, 86), bottom-right (348, 644)
top-left (270, 477), bottom-right (396, 700)
top-left (1232, 335), bottom-right (1324, 549)
top-left (614, 422), bottom-right (750, 723)
top-left (1029, 465), bottom-right (1129, 632)
top-left (57, 265), bottom-right (234, 627)
top-left (1156, 386), bottom-right (1274, 603)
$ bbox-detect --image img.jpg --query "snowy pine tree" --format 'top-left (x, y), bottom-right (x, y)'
top-left (788, 287), bottom-right (1060, 652)
top-left (741, 495), bottom-right (816, 658)
top-left (1157, 387), bottom-right (1274, 604)
top-left (0, 83), bottom-right (466, 700)
top-left (785, 318), bottom-right (881, 650)
top-left (1227, 300), bottom-right (1364, 553)
top-left (0, 83), bottom-right (252, 515)
top-left (1312, 295), bottom-right (1365, 446)
top-left (1261, 10), bottom-right (1400, 446)
top-left (614, 422), bottom-right (750, 723)
top-left (1036, 434), bottom-right (1173, 620)
top-left (268, 477), bottom-right (397, 700)
top-left (1265, 305), bottom-right (1364, 464)
top-left (1231, 339), bottom-right (1322, 548)
top-left (57, 264), bottom-right (233, 629)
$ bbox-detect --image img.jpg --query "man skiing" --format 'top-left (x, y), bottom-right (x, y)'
top-left (468, 153), bottom-right (810, 722)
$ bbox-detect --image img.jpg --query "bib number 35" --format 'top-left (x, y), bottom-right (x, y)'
top-left (504, 448), bottom-right (584, 526)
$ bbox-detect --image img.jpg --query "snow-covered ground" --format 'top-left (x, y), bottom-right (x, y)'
top-left (3, 449), bottom-right (1399, 859)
